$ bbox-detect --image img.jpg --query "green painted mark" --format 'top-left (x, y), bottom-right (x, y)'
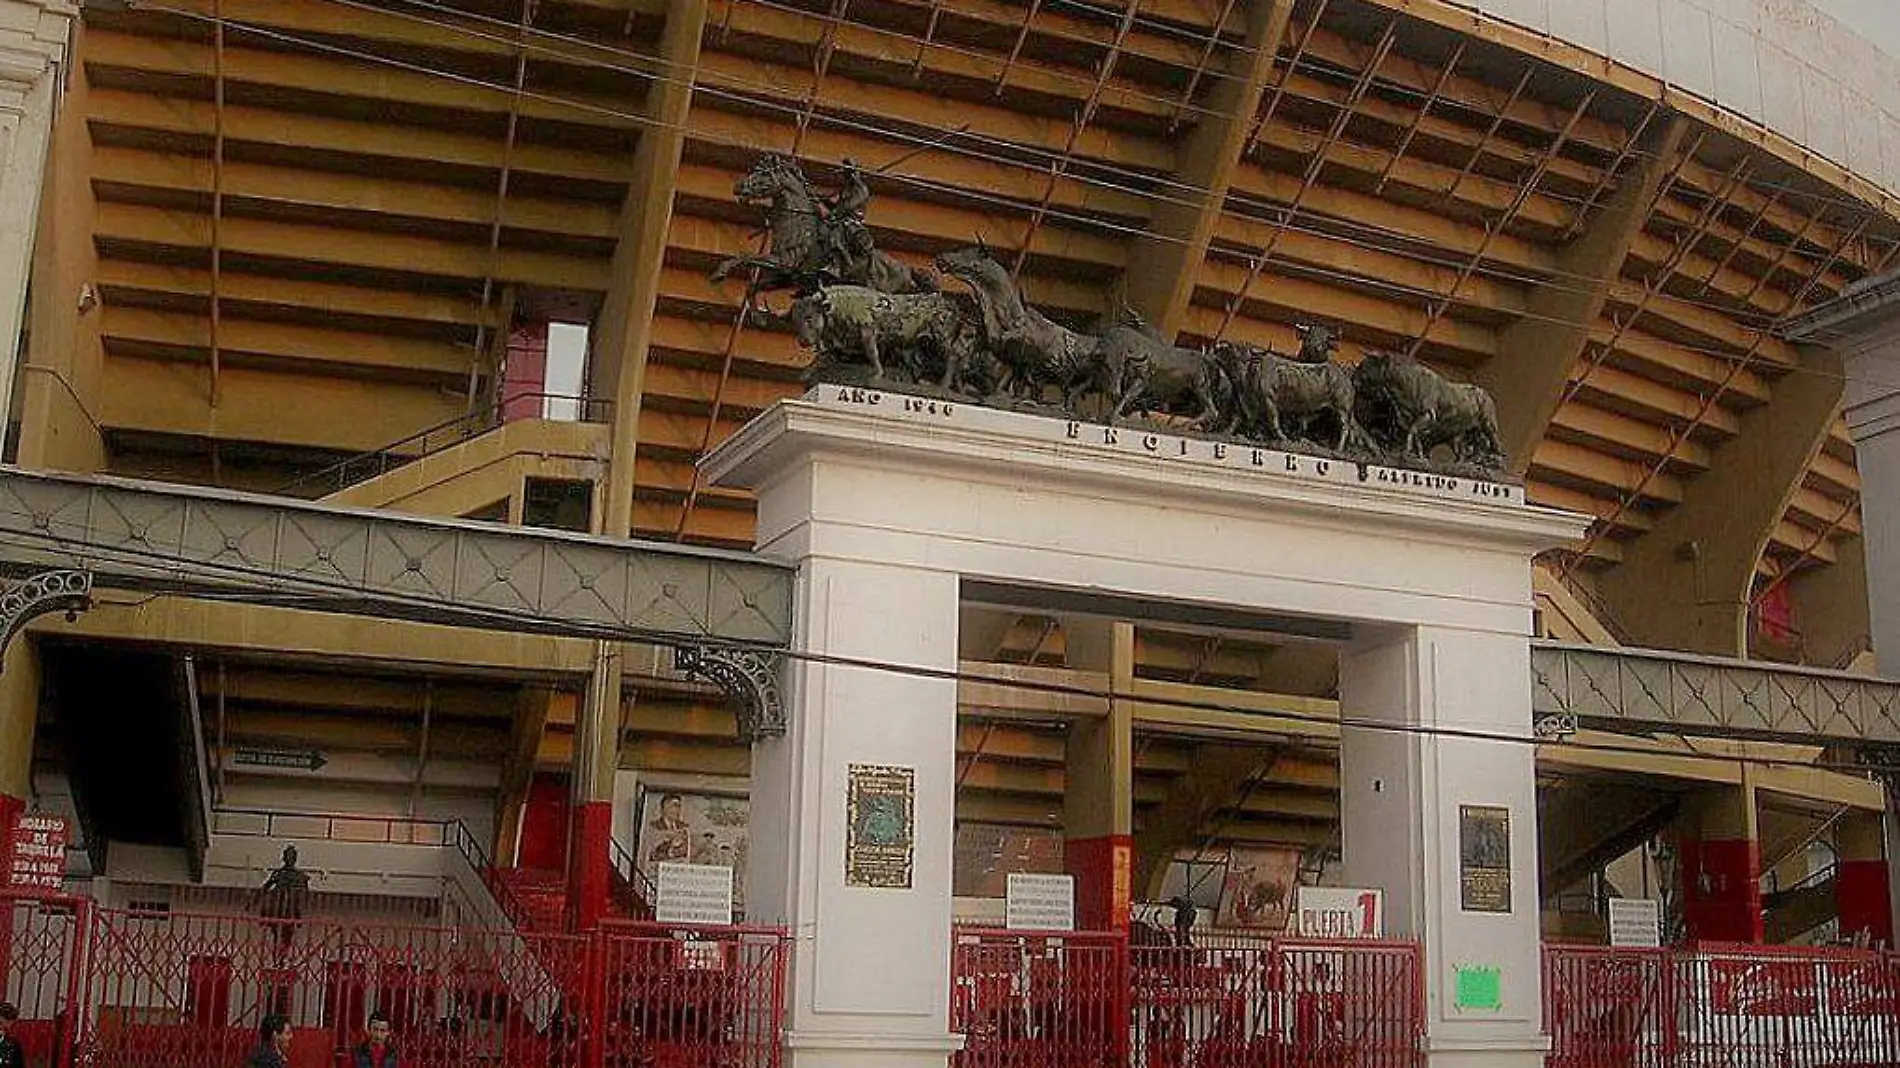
top-left (1454, 965), bottom-right (1502, 1011)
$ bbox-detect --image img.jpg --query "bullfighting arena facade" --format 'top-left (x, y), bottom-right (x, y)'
top-left (9, 1), bottom-right (1900, 1067)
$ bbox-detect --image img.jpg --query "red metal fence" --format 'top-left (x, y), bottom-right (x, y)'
top-left (594, 921), bottom-right (787, 1068)
top-left (1, 894), bottom-right (85, 1068)
top-left (0, 892), bottom-right (788, 1068)
top-left (952, 929), bottom-right (1423, 1068)
top-left (952, 930), bottom-right (1126, 1068)
top-left (1546, 942), bottom-right (1900, 1068)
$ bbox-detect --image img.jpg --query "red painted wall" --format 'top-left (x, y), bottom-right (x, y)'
top-left (1064, 835), bottom-right (1132, 932)
top-left (1837, 859), bottom-right (1894, 947)
top-left (1680, 837), bottom-right (1764, 943)
top-left (518, 774), bottom-right (569, 873)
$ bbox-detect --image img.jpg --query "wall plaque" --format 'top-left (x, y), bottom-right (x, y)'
top-left (845, 764), bottom-right (915, 889)
top-left (1459, 804), bottom-right (1512, 913)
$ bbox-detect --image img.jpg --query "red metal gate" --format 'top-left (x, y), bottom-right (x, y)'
top-left (952, 930), bottom-right (1126, 1068)
top-left (0, 892), bottom-right (86, 1068)
top-left (951, 929), bottom-right (1423, 1068)
top-left (1544, 942), bottom-right (1900, 1068)
top-left (594, 921), bottom-right (788, 1068)
top-left (30, 904), bottom-right (789, 1068)
top-left (78, 908), bottom-right (592, 1068)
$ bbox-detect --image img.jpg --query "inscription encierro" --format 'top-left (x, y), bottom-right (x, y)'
top-left (817, 385), bottom-right (1526, 506)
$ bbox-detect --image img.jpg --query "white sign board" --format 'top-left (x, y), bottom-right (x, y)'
top-left (7, 814), bottom-right (68, 892)
top-left (1293, 887), bottom-right (1384, 939)
top-left (655, 863), bottom-right (734, 927)
top-left (1005, 873), bottom-right (1075, 931)
top-left (1608, 898), bottom-right (1661, 948)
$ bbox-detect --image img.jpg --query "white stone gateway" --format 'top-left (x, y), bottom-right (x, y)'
top-left (704, 386), bottom-right (1590, 1068)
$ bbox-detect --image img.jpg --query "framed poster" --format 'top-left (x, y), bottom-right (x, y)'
top-left (1216, 847), bottom-right (1302, 930)
top-left (1459, 805), bottom-right (1512, 914)
top-left (635, 789), bottom-right (750, 913)
top-left (845, 764), bottom-right (915, 889)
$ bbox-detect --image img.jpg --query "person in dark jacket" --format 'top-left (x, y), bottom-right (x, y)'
top-left (244, 1014), bottom-right (291, 1068)
top-left (0, 1002), bottom-right (25, 1068)
top-left (353, 1010), bottom-right (398, 1068)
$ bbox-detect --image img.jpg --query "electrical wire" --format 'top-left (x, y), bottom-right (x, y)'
top-left (5, 512), bottom-right (1897, 782)
top-left (121, 0), bottom-right (1900, 404)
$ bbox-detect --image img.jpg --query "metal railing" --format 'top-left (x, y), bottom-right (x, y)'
top-left (208, 809), bottom-right (533, 935)
top-left (0, 888), bottom-right (792, 1068)
top-left (951, 929), bottom-right (1424, 1068)
top-left (270, 392), bottom-right (611, 499)
top-left (1545, 941), bottom-right (1900, 1068)
top-left (606, 836), bottom-right (657, 922)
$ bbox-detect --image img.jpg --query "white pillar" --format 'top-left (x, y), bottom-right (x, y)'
top-left (745, 551), bottom-right (964, 1068)
top-left (0, 1), bottom-right (72, 434)
top-left (1341, 626), bottom-right (1546, 1068)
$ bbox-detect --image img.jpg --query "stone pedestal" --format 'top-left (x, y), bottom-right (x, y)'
top-left (705, 388), bottom-right (1588, 1068)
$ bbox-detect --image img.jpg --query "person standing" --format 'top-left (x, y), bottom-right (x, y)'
top-left (0, 1003), bottom-right (26, 1068)
top-left (352, 1010), bottom-right (399, 1068)
top-left (244, 1014), bottom-right (291, 1068)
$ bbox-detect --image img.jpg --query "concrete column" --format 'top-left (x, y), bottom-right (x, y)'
top-left (1784, 276), bottom-right (1900, 950)
top-left (1677, 785), bottom-right (1762, 943)
top-left (0, 636), bottom-right (37, 871)
top-left (1340, 626), bottom-right (1547, 1068)
top-left (0, 5), bottom-right (71, 436)
top-left (1836, 814), bottom-right (1892, 948)
top-left (567, 641), bottom-right (620, 930)
top-left (1062, 620), bottom-right (1133, 932)
top-left (747, 555), bottom-right (963, 1068)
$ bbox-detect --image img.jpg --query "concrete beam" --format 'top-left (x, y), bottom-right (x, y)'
top-left (1537, 781), bottom-right (1680, 901)
top-left (1599, 347), bottom-right (1846, 656)
top-left (1476, 117), bottom-right (1687, 472)
top-left (1121, 0), bottom-right (1294, 339)
top-left (1785, 536), bottom-right (1872, 669)
top-left (595, 0), bottom-right (706, 539)
top-left (324, 419), bottom-right (608, 515)
top-left (47, 594), bottom-right (596, 677)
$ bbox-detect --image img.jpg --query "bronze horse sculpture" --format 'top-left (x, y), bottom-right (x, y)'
top-left (709, 155), bottom-right (936, 302)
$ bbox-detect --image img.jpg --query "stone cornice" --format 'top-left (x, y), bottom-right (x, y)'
top-left (706, 389), bottom-right (1591, 557)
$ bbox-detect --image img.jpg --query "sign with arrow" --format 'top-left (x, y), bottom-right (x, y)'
top-left (232, 747), bottom-right (328, 772)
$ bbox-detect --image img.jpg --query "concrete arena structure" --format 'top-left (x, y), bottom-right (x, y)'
top-left (6, 0), bottom-right (1900, 1060)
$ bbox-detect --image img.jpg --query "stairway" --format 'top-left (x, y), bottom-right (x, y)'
top-left (494, 867), bottom-right (572, 932)
top-left (323, 418), bottom-right (608, 516)
top-left (489, 858), bottom-right (654, 934)
top-left (1765, 868), bottom-right (1838, 942)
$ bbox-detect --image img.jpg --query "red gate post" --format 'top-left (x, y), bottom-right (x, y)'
top-left (1113, 933), bottom-right (1131, 1068)
top-left (582, 928), bottom-right (608, 1068)
top-left (567, 645), bottom-right (619, 933)
top-left (57, 895), bottom-right (90, 1068)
